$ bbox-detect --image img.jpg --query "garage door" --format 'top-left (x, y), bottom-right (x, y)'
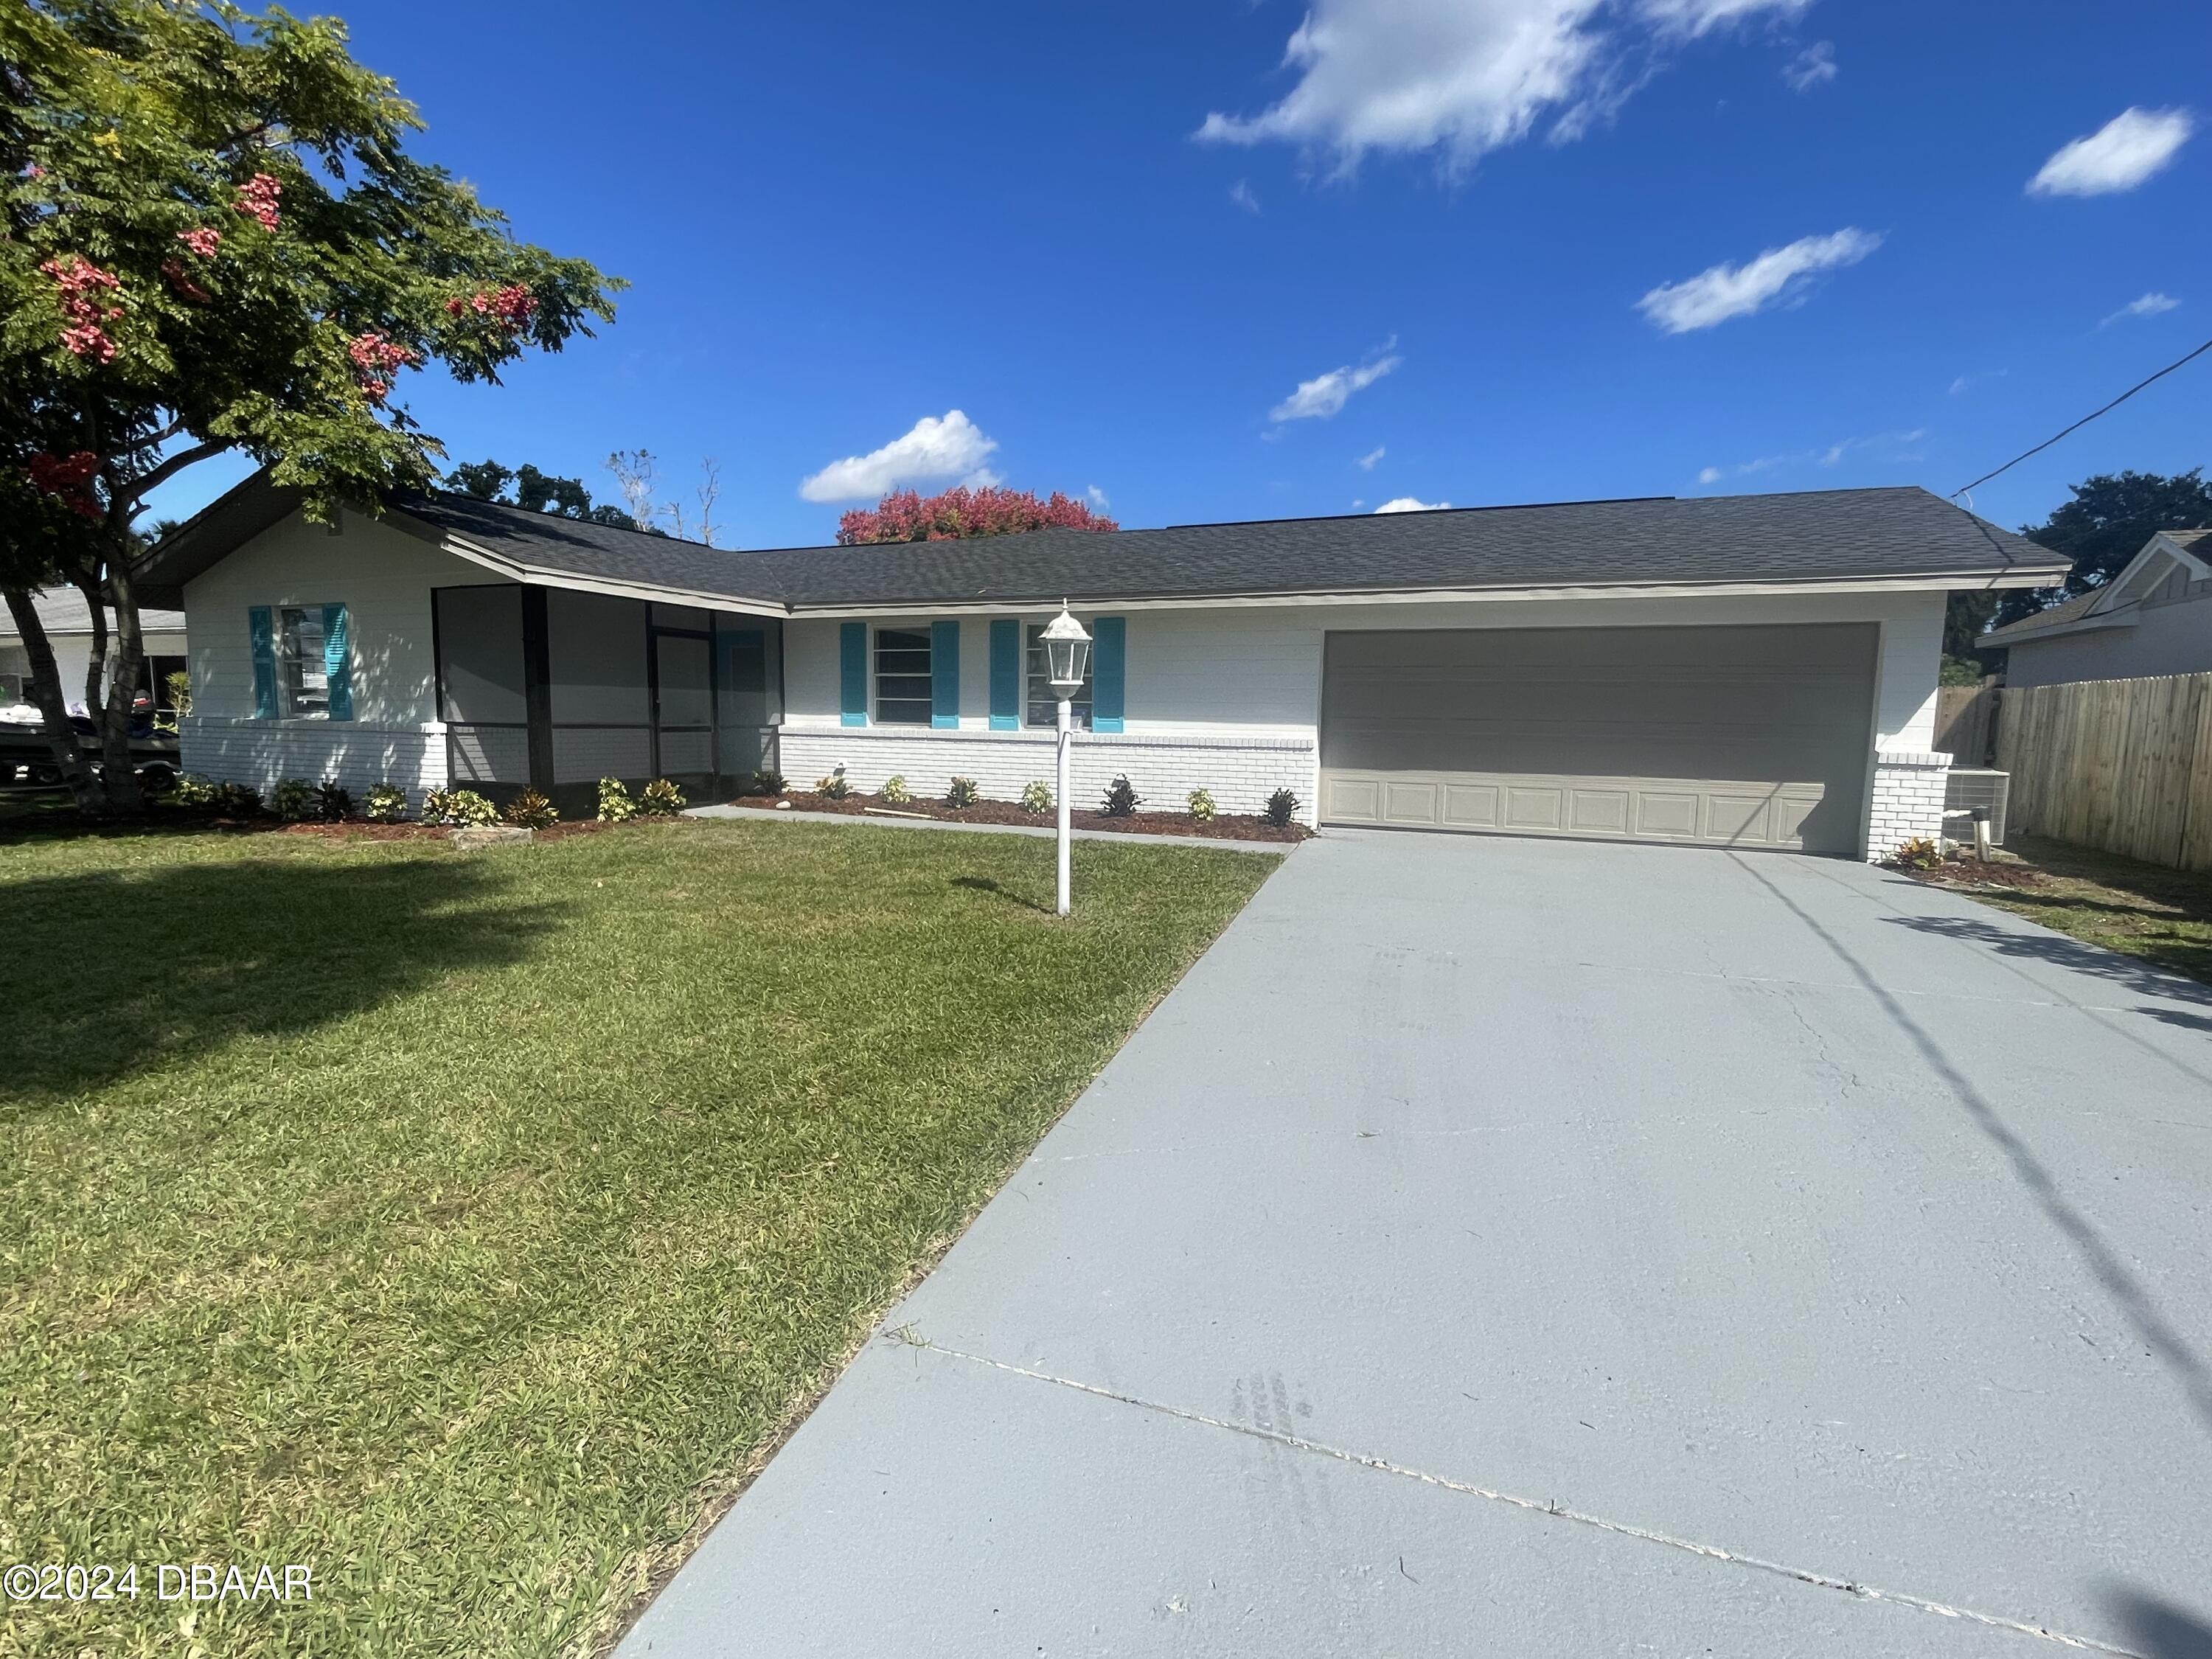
top-left (1319, 624), bottom-right (1876, 855)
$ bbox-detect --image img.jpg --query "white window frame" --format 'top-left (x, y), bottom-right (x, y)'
top-left (276, 604), bottom-right (333, 720)
top-left (872, 624), bottom-right (933, 727)
top-left (1024, 621), bottom-right (1093, 730)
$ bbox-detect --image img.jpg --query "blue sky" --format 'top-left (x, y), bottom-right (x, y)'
top-left (162, 0), bottom-right (2210, 547)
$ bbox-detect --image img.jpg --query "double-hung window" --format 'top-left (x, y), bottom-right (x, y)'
top-left (1025, 622), bottom-right (1092, 729)
top-left (277, 605), bottom-right (330, 718)
top-left (874, 627), bottom-right (933, 726)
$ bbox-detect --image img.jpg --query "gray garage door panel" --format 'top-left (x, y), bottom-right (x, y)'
top-left (1320, 625), bottom-right (1875, 855)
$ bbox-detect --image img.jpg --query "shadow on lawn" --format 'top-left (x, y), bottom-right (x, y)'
top-left (0, 855), bottom-right (560, 1103)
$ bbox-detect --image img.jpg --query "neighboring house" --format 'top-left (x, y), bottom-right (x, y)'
top-left (0, 588), bottom-right (189, 714)
top-left (1983, 530), bottom-right (2212, 688)
top-left (134, 474), bottom-right (2063, 860)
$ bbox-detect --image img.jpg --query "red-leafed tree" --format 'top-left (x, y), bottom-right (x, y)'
top-left (836, 486), bottom-right (1117, 545)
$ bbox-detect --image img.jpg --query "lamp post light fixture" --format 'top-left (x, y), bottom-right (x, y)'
top-left (1040, 604), bottom-right (1092, 917)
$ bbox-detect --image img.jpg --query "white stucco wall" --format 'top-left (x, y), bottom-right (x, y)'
top-left (177, 507), bottom-right (505, 801)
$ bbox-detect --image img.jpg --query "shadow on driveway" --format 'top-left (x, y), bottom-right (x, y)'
top-left (1733, 855), bottom-right (2212, 1445)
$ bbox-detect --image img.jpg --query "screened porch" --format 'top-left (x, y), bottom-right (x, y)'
top-left (433, 583), bottom-right (781, 816)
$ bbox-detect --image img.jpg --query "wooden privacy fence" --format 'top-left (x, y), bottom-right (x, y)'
top-left (1933, 682), bottom-right (2000, 767)
top-left (1995, 672), bottom-right (2212, 870)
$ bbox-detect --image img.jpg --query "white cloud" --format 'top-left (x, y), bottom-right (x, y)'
top-left (1781, 41), bottom-right (1835, 91)
top-left (2028, 107), bottom-right (2194, 198)
top-left (1697, 428), bottom-right (1926, 484)
top-left (1375, 495), bottom-right (1451, 512)
top-left (1637, 227), bottom-right (1881, 333)
top-left (1948, 369), bottom-right (2006, 397)
top-left (1270, 345), bottom-right (1401, 422)
top-left (2101, 291), bottom-right (2180, 327)
top-left (799, 411), bottom-right (999, 503)
top-left (1087, 484), bottom-right (1110, 509)
top-left (1229, 179), bottom-right (1262, 214)
top-left (1196, 0), bottom-right (1809, 173)
top-left (1356, 445), bottom-right (1386, 470)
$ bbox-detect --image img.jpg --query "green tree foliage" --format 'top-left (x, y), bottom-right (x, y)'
top-left (0, 0), bottom-right (621, 810)
top-left (445, 459), bottom-right (643, 529)
top-left (1994, 469), bottom-right (2212, 630)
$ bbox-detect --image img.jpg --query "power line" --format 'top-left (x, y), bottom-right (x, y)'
top-left (1951, 335), bottom-right (2212, 500)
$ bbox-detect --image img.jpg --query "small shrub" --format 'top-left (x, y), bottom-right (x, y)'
top-left (313, 781), bottom-right (354, 821)
top-left (639, 778), bottom-right (686, 816)
top-left (271, 777), bottom-right (316, 821)
top-left (364, 783), bottom-right (408, 822)
top-left (214, 781), bottom-right (264, 818)
top-left (421, 787), bottom-right (497, 827)
top-left (504, 787), bottom-right (560, 829)
top-left (1891, 835), bottom-right (1944, 871)
top-left (816, 765), bottom-right (852, 801)
top-left (946, 775), bottom-right (981, 808)
top-left (1100, 773), bottom-right (1141, 817)
top-left (170, 773), bottom-right (219, 811)
top-left (1263, 787), bottom-right (1300, 829)
top-left (748, 767), bottom-right (787, 797)
top-left (1018, 779), bottom-right (1053, 814)
top-left (1186, 788), bottom-right (1217, 822)
top-left (597, 778), bottom-right (639, 822)
top-left (881, 774), bottom-right (913, 804)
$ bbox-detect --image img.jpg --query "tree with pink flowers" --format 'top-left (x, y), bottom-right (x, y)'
top-left (836, 486), bottom-right (1119, 546)
top-left (0, 1), bottom-right (621, 813)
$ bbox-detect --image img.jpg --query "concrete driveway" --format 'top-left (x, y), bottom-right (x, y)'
top-left (621, 831), bottom-right (2212, 1658)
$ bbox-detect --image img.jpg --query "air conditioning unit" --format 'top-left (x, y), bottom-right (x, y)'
top-left (1943, 768), bottom-right (2010, 846)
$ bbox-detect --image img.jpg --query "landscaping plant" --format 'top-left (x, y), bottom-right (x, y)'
top-left (947, 776), bottom-right (981, 809)
top-left (639, 778), bottom-right (686, 816)
top-left (1264, 787), bottom-right (1300, 829)
top-left (1186, 788), bottom-right (1217, 822)
top-left (596, 778), bottom-right (639, 822)
top-left (314, 781), bottom-right (354, 822)
top-left (0, 1), bottom-right (618, 818)
top-left (214, 781), bottom-right (264, 818)
top-left (748, 767), bottom-right (787, 797)
top-left (881, 774), bottom-right (913, 804)
top-left (504, 788), bottom-right (559, 829)
top-left (169, 773), bottom-right (218, 812)
top-left (420, 787), bottom-right (497, 827)
top-left (1101, 773), bottom-right (1141, 817)
top-left (1891, 835), bottom-right (1945, 871)
top-left (815, 765), bottom-right (852, 801)
top-left (363, 783), bottom-right (407, 822)
top-left (1019, 779), bottom-right (1053, 815)
top-left (271, 777), bottom-right (316, 822)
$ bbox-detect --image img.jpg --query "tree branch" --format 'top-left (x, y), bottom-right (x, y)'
top-left (116, 438), bottom-right (232, 513)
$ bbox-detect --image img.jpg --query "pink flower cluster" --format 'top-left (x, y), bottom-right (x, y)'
top-left (837, 486), bottom-right (1119, 546)
top-left (27, 451), bottom-right (102, 521)
top-left (234, 173), bottom-right (281, 231)
top-left (176, 225), bottom-right (223, 258)
top-left (444, 283), bottom-right (538, 330)
top-left (41, 256), bottom-right (123, 363)
top-left (159, 259), bottom-right (210, 303)
top-left (347, 330), bottom-right (419, 401)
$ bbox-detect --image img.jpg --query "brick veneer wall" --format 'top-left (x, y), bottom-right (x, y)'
top-left (777, 726), bottom-right (1319, 823)
top-left (1866, 749), bottom-right (1952, 860)
top-left (180, 715), bottom-right (448, 807)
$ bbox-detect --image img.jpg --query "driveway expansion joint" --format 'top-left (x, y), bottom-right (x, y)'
top-left (905, 1335), bottom-right (2146, 1657)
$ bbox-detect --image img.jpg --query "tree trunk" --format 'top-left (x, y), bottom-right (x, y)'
top-left (97, 555), bottom-right (145, 815)
top-left (2, 585), bottom-right (103, 809)
top-left (72, 567), bottom-right (108, 715)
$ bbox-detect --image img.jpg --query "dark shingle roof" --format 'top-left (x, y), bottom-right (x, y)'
top-left (400, 484), bottom-right (2066, 611)
top-left (1983, 585), bottom-right (2101, 641)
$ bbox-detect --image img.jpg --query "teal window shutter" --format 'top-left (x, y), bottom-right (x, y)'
top-left (1092, 616), bottom-right (1125, 733)
top-left (839, 622), bottom-right (868, 726)
top-left (248, 606), bottom-right (277, 718)
top-left (930, 620), bottom-right (960, 728)
top-left (988, 619), bottom-right (1020, 729)
top-left (322, 602), bottom-right (352, 721)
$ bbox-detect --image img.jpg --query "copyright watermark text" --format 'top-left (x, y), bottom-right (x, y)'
top-left (3, 1562), bottom-right (313, 1604)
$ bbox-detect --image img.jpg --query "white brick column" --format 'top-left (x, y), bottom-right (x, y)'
top-left (1866, 749), bottom-right (1951, 861)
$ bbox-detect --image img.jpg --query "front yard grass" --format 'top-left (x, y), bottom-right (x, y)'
top-left (0, 818), bottom-right (1275, 1658)
top-left (1913, 830), bottom-right (2212, 988)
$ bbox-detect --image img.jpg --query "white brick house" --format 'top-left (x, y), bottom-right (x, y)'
top-left (137, 475), bottom-right (2065, 859)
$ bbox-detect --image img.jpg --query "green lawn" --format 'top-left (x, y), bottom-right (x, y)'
top-left (0, 818), bottom-right (1274, 1658)
top-left (1920, 830), bottom-right (2212, 988)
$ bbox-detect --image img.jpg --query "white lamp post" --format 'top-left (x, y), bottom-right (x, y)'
top-left (1040, 604), bottom-right (1092, 917)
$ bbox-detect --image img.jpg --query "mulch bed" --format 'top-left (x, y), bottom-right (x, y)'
top-left (271, 817), bottom-right (640, 843)
top-left (1896, 854), bottom-right (2050, 891)
top-left (737, 790), bottom-right (1312, 844)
